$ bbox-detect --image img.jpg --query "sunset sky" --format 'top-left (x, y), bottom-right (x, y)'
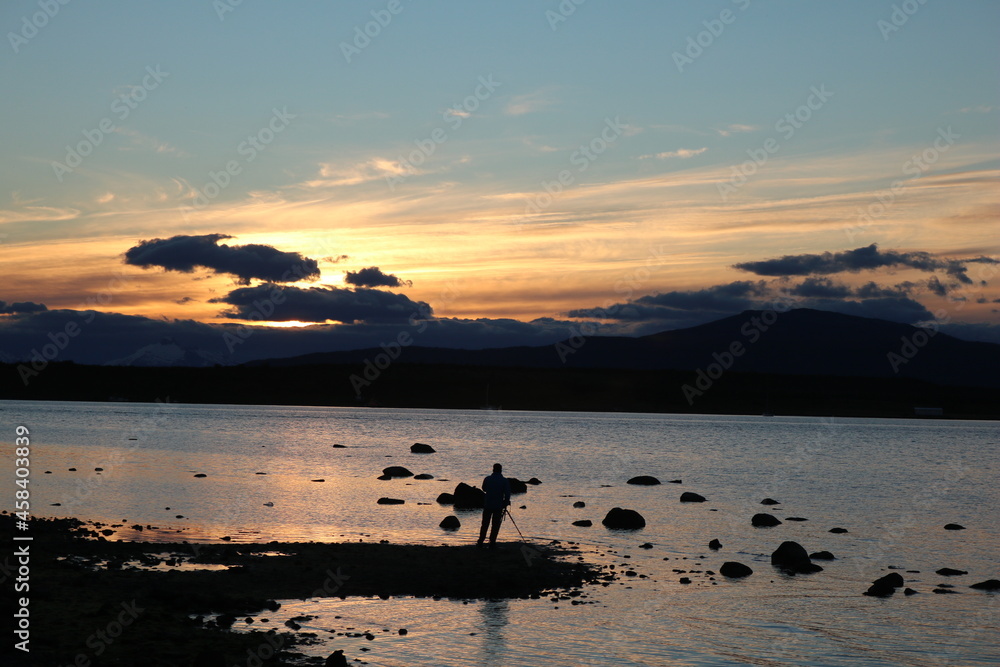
top-left (1, 1), bottom-right (998, 363)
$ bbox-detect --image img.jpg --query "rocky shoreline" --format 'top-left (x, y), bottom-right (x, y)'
top-left (2, 514), bottom-right (607, 665)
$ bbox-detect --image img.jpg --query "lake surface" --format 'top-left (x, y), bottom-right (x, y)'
top-left (2, 400), bottom-right (998, 666)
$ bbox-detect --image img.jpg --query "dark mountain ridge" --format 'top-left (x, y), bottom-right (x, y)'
top-left (248, 308), bottom-right (1000, 389)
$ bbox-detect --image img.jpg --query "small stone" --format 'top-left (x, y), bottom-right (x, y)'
top-left (572, 520), bottom-right (593, 527)
top-left (573, 501), bottom-right (586, 508)
top-left (708, 539), bottom-right (722, 550)
top-left (414, 474), bottom-right (434, 480)
top-left (943, 523), bottom-right (965, 530)
top-left (527, 477), bottom-right (542, 485)
top-left (679, 492), bottom-right (706, 503)
top-left (936, 568), bottom-right (968, 576)
top-left (311, 479), bottom-right (325, 482)
top-left (382, 466), bottom-right (413, 478)
top-left (760, 498), bottom-right (780, 505)
top-left (829, 527), bottom-right (849, 534)
top-left (904, 588), bottom-right (918, 595)
top-left (377, 498), bottom-right (405, 505)
top-left (720, 561), bottom-right (753, 578)
top-left (752, 513), bottom-right (782, 527)
top-left (439, 515), bottom-right (460, 530)
top-left (411, 443), bottom-right (435, 453)
top-left (639, 543), bottom-right (653, 549)
top-left (436, 493), bottom-right (455, 504)
top-left (627, 476), bottom-right (660, 485)
top-left (679, 577), bottom-right (691, 584)
top-left (809, 551), bottom-right (835, 560)
top-left (194, 473), bottom-right (207, 478)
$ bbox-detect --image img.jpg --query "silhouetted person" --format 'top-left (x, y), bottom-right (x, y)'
top-left (478, 463), bottom-right (511, 548)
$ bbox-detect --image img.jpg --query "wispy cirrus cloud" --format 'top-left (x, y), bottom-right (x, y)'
top-left (504, 90), bottom-right (556, 116)
top-left (639, 147), bottom-right (707, 160)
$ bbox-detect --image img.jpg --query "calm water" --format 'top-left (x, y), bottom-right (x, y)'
top-left (2, 400), bottom-right (998, 666)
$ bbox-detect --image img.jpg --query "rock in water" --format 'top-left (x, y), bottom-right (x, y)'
top-left (413, 473), bottom-right (434, 480)
top-left (435, 492), bottom-right (455, 504)
top-left (760, 498), bottom-right (780, 505)
top-left (507, 477), bottom-right (528, 494)
top-left (679, 492), bottom-right (706, 503)
top-left (601, 507), bottom-right (646, 529)
top-left (411, 443), bottom-right (435, 453)
top-left (382, 466), bottom-right (413, 478)
top-left (829, 527), bottom-right (849, 534)
top-left (573, 501), bottom-right (586, 508)
top-left (709, 539), bottom-right (722, 550)
top-left (809, 551), bottom-right (835, 560)
top-left (865, 572), bottom-right (905, 597)
top-left (720, 561), bottom-right (753, 578)
top-left (377, 498), bottom-right (405, 505)
top-left (752, 513), bottom-right (782, 527)
top-left (326, 650), bottom-right (349, 667)
top-left (970, 579), bottom-right (1000, 591)
top-left (526, 477), bottom-right (542, 485)
top-left (627, 475), bottom-right (661, 485)
top-left (943, 523), bottom-right (965, 530)
top-left (439, 515), bottom-right (461, 530)
top-left (572, 520), bottom-right (593, 527)
top-left (936, 568), bottom-right (968, 576)
top-left (771, 541), bottom-right (822, 574)
top-left (452, 482), bottom-right (485, 509)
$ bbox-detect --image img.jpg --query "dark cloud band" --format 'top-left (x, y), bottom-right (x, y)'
top-left (124, 233), bottom-right (321, 284)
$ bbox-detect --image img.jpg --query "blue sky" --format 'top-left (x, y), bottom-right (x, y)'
top-left (1, 0), bottom-right (998, 362)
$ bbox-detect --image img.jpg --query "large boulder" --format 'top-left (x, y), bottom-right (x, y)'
top-left (679, 492), bottom-right (706, 503)
top-left (752, 513), bottom-right (782, 527)
top-left (970, 579), bottom-right (1000, 591)
top-left (439, 515), bottom-right (460, 530)
top-left (771, 541), bottom-right (822, 574)
top-left (627, 476), bottom-right (661, 486)
top-left (720, 561), bottom-right (753, 578)
top-left (382, 466), bottom-right (413, 478)
top-left (601, 507), bottom-right (646, 530)
top-left (507, 477), bottom-right (528, 494)
top-left (452, 483), bottom-right (485, 509)
top-left (410, 443), bottom-right (435, 453)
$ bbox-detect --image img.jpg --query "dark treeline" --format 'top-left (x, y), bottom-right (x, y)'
top-left (2, 362), bottom-right (998, 419)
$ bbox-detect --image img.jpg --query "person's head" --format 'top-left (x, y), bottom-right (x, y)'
top-left (492, 463), bottom-right (502, 474)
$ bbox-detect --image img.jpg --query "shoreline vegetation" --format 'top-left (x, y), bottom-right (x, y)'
top-left (3, 515), bottom-right (607, 666)
top-left (3, 362), bottom-right (1000, 420)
